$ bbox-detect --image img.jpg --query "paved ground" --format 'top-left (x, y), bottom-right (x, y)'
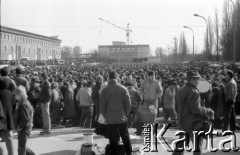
top-left (0, 120), bottom-right (240, 155)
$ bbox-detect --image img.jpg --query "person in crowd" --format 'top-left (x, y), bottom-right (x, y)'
top-left (91, 76), bottom-right (103, 128)
top-left (140, 70), bottom-right (162, 111)
top-left (62, 81), bottom-right (76, 127)
top-left (210, 86), bottom-right (224, 129)
top-left (136, 70), bottom-right (162, 134)
top-left (28, 77), bottom-right (41, 109)
top-left (39, 72), bottom-right (51, 135)
top-left (100, 71), bottom-right (132, 155)
top-left (50, 82), bottom-right (63, 125)
top-left (0, 77), bottom-right (15, 155)
top-left (173, 70), bottom-right (214, 155)
top-left (77, 80), bottom-right (94, 128)
top-left (163, 81), bottom-right (178, 121)
top-left (125, 80), bottom-right (141, 128)
top-left (73, 81), bottom-right (82, 126)
top-left (0, 67), bottom-right (16, 92)
top-left (14, 86), bottom-right (34, 155)
top-left (222, 70), bottom-right (237, 132)
top-left (13, 67), bottom-right (30, 92)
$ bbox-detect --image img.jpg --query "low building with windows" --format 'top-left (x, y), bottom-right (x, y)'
top-left (98, 42), bottom-right (150, 63)
top-left (0, 26), bottom-right (61, 60)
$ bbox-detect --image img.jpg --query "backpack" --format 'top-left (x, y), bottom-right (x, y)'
top-left (0, 100), bottom-right (7, 131)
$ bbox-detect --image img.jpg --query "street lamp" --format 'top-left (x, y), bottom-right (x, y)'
top-left (229, 0), bottom-right (237, 63)
top-left (183, 26), bottom-right (195, 61)
top-left (194, 14), bottom-right (209, 60)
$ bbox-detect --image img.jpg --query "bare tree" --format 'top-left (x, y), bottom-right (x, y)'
top-left (179, 32), bottom-right (188, 61)
top-left (214, 8), bottom-right (220, 61)
top-left (235, 0), bottom-right (240, 61)
top-left (155, 47), bottom-right (164, 57)
top-left (205, 17), bottom-right (215, 61)
top-left (220, 0), bottom-right (233, 61)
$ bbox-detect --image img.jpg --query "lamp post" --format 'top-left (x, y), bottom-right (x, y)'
top-left (194, 14), bottom-right (209, 61)
top-left (183, 26), bottom-right (195, 61)
top-left (229, 0), bottom-right (236, 63)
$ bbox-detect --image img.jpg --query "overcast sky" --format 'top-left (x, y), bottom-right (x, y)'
top-left (2, 0), bottom-right (226, 54)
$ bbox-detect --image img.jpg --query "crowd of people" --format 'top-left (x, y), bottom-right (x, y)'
top-left (0, 62), bottom-right (240, 155)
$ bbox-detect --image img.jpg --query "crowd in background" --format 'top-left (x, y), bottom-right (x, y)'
top-left (1, 63), bottom-right (240, 154)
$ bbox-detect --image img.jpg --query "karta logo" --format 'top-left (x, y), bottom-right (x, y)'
top-left (142, 124), bottom-right (239, 152)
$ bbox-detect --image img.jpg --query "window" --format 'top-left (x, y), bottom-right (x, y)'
top-left (4, 46), bottom-right (6, 51)
top-left (46, 50), bottom-right (47, 54)
top-left (7, 35), bottom-right (9, 40)
top-left (11, 35), bottom-right (13, 40)
top-left (20, 37), bottom-right (22, 42)
top-left (29, 48), bottom-right (30, 53)
top-left (4, 34), bottom-right (6, 39)
top-left (11, 47), bottom-right (13, 51)
top-left (14, 36), bottom-right (16, 41)
top-left (23, 48), bottom-right (25, 53)
top-left (0, 33), bottom-right (2, 39)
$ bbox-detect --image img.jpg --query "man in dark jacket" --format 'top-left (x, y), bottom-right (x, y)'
top-left (91, 75), bottom-right (103, 128)
top-left (0, 77), bottom-right (15, 155)
top-left (39, 72), bottom-right (51, 135)
top-left (173, 70), bottom-right (214, 155)
top-left (100, 71), bottom-right (132, 155)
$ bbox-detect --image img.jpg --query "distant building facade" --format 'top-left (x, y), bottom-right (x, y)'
top-left (0, 26), bottom-right (61, 60)
top-left (98, 43), bottom-right (150, 62)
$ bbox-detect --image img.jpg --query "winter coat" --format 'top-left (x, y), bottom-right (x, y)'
top-left (0, 89), bottom-right (15, 130)
top-left (100, 79), bottom-right (131, 124)
top-left (39, 80), bottom-right (51, 103)
top-left (63, 87), bottom-right (76, 118)
top-left (175, 83), bottom-right (210, 132)
top-left (164, 86), bottom-right (176, 109)
top-left (16, 99), bottom-right (33, 136)
top-left (224, 78), bottom-right (237, 102)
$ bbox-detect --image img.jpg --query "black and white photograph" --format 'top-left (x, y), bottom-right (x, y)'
top-left (0, 0), bottom-right (240, 155)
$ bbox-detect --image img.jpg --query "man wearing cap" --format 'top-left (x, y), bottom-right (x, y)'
top-left (100, 71), bottom-right (132, 155)
top-left (13, 67), bottom-right (30, 92)
top-left (173, 70), bottom-right (214, 155)
top-left (222, 70), bottom-right (237, 132)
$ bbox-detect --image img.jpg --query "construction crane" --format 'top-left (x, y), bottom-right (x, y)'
top-left (99, 18), bottom-right (132, 45)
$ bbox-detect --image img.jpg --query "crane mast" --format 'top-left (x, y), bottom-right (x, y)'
top-left (99, 18), bottom-right (132, 45)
